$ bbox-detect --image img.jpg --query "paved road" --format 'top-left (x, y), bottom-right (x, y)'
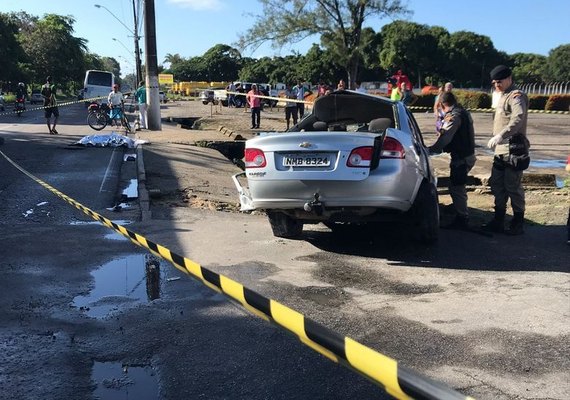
top-left (0, 103), bottom-right (387, 399)
top-left (139, 101), bottom-right (570, 400)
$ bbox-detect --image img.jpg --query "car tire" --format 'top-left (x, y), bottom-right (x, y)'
top-left (202, 101), bottom-right (208, 105)
top-left (267, 211), bottom-right (303, 238)
top-left (412, 180), bottom-right (439, 244)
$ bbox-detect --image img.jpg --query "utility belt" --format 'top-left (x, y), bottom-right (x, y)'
top-left (493, 134), bottom-right (530, 171)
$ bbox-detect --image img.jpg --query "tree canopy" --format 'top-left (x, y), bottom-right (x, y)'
top-left (237, 0), bottom-right (410, 88)
top-left (1, 8), bottom-right (567, 94)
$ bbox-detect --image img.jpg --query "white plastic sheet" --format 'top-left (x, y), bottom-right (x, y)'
top-left (76, 132), bottom-right (148, 148)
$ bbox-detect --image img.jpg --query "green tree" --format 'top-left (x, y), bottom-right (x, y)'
top-left (378, 20), bottom-right (439, 87)
top-left (163, 53), bottom-right (184, 67)
top-left (544, 44), bottom-right (570, 81)
top-left (445, 31), bottom-right (502, 88)
top-left (202, 44), bottom-right (243, 81)
top-left (238, 0), bottom-right (409, 88)
top-left (510, 53), bottom-right (547, 83)
top-left (0, 13), bottom-right (27, 86)
top-left (17, 14), bottom-right (87, 90)
top-left (100, 57), bottom-right (121, 79)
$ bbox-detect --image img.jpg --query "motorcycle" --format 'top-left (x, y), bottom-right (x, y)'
top-left (15, 97), bottom-right (26, 117)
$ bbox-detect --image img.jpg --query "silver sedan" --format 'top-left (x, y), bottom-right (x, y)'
top-left (233, 90), bottom-right (439, 243)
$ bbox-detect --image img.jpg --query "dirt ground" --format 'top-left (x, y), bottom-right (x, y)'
top-left (152, 100), bottom-right (569, 227)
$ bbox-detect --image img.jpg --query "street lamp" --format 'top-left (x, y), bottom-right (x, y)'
top-left (94, 3), bottom-right (142, 85)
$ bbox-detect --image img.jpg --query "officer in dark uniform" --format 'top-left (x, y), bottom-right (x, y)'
top-left (429, 92), bottom-right (476, 229)
top-left (483, 65), bottom-right (529, 235)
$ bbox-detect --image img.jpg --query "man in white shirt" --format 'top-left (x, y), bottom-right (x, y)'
top-left (107, 84), bottom-right (123, 127)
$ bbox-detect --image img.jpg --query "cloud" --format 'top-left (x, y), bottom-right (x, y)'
top-left (167, 0), bottom-right (224, 11)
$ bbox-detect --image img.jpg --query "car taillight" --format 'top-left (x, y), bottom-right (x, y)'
top-left (244, 148), bottom-right (266, 168)
top-left (347, 146), bottom-right (373, 167)
top-left (380, 137), bottom-right (405, 159)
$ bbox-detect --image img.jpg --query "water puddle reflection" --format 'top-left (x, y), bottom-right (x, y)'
top-left (73, 254), bottom-right (163, 318)
top-left (529, 159), bottom-right (566, 169)
top-left (92, 361), bottom-right (158, 400)
top-left (122, 179), bottom-right (138, 199)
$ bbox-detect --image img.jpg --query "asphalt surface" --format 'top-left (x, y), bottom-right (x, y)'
top-left (134, 101), bottom-right (569, 400)
top-left (0, 99), bottom-right (568, 400)
top-left (0, 101), bottom-right (389, 400)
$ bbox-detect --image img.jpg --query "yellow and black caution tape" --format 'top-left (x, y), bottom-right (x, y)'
top-left (0, 96), bottom-right (107, 117)
top-left (0, 148), bottom-right (474, 400)
top-left (408, 105), bottom-right (569, 115)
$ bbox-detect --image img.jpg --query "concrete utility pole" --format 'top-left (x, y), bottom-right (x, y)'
top-left (132, 0), bottom-right (142, 86)
top-left (144, 0), bottom-right (161, 130)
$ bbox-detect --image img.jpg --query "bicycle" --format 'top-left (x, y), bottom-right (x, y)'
top-left (87, 101), bottom-right (131, 133)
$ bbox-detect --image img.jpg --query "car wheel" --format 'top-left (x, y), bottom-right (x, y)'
top-left (202, 101), bottom-right (208, 105)
top-left (267, 211), bottom-right (303, 238)
top-left (412, 180), bottom-right (439, 244)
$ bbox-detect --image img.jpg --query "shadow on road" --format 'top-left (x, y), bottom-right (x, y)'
top-left (303, 220), bottom-right (569, 273)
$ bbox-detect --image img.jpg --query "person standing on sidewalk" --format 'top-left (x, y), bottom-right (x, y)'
top-left (134, 81), bottom-right (147, 130)
top-left (428, 92), bottom-right (476, 229)
top-left (247, 84), bottom-right (261, 129)
top-left (41, 76), bottom-right (59, 135)
top-left (483, 65), bottom-right (530, 235)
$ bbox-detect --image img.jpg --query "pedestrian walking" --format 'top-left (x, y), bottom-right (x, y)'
top-left (428, 92), bottom-right (476, 229)
top-left (483, 65), bottom-right (530, 235)
top-left (41, 76), bottom-right (59, 134)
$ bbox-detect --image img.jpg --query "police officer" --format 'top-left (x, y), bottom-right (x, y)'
top-left (429, 92), bottom-right (476, 229)
top-left (483, 65), bottom-right (529, 235)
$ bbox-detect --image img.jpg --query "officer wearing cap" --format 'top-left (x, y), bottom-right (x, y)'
top-left (429, 92), bottom-right (476, 229)
top-left (483, 65), bottom-right (529, 235)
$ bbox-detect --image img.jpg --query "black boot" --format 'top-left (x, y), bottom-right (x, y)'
top-left (506, 212), bottom-right (525, 235)
top-left (442, 215), bottom-right (469, 230)
top-left (482, 210), bottom-right (505, 233)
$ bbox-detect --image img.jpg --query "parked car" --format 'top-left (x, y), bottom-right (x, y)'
top-left (30, 90), bottom-right (43, 105)
top-left (199, 89), bottom-right (217, 105)
top-left (229, 82), bottom-right (274, 108)
top-left (232, 90), bottom-right (439, 243)
top-left (0, 92), bottom-right (5, 111)
top-left (159, 91), bottom-right (167, 103)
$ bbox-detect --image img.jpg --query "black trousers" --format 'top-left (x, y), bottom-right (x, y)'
top-left (251, 107), bottom-right (260, 128)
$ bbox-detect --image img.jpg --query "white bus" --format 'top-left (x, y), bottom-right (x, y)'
top-left (83, 70), bottom-right (114, 104)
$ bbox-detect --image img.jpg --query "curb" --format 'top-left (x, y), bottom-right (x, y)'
top-left (135, 132), bottom-right (152, 222)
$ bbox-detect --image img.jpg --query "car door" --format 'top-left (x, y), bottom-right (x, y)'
top-left (404, 107), bottom-right (433, 180)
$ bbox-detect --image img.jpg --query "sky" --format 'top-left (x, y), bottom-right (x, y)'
top-left (1, 0), bottom-right (569, 78)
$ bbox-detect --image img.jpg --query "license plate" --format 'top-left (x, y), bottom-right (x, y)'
top-left (283, 154), bottom-right (331, 167)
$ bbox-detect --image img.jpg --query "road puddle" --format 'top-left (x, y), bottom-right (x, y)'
top-left (529, 159), bottom-right (566, 169)
top-left (73, 254), bottom-right (162, 318)
top-left (528, 159), bottom-right (567, 188)
top-left (70, 219), bottom-right (133, 226)
top-left (92, 361), bottom-right (158, 399)
top-left (121, 178), bottom-right (138, 199)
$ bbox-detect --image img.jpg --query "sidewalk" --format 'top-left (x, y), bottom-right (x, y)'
top-left (134, 119), bottom-right (245, 221)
